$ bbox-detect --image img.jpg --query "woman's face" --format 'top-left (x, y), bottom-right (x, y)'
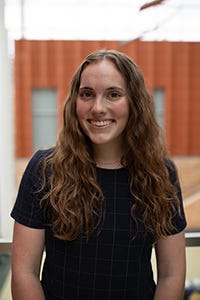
top-left (76, 59), bottom-right (130, 149)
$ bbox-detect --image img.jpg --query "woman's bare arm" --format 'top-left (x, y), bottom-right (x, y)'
top-left (11, 221), bottom-right (46, 300)
top-left (154, 230), bottom-right (186, 300)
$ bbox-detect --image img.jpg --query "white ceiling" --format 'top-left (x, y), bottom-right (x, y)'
top-left (4, 0), bottom-right (200, 41)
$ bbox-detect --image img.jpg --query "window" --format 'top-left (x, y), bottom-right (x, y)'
top-left (154, 88), bottom-right (165, 129)
top-left (32, 88), bottom-right (58, 152)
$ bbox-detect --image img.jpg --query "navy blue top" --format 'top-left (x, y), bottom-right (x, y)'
top-left (11, 149), bottom-right (187, 300)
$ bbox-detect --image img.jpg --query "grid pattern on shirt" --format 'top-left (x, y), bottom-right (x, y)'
top-left (11, 149), bottom-right (187, 300)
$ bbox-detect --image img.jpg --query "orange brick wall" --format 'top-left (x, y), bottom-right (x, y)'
top-left (14, 40), bottom-right (200, 157)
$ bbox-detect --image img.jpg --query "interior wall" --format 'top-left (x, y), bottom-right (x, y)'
top-left (14, 40), bottom-right (200, 157)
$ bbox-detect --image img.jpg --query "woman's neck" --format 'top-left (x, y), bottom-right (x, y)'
top-left (95, 159), bottom-right (122, 169)
top-left (93, 144), bottom-right (123, 169)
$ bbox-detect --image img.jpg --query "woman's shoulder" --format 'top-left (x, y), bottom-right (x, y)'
top-left (32, 147), bottom-right (55, 161)
top-left (164, 157), bottom-right (177, 173)
top-left (29, 147), bottom-right (55, 166)
top-left (23, 147), bottom-right (55, 179)
top-left (164, 157), bottom-right (180, 187)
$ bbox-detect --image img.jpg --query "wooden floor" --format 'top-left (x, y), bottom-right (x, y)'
top-left (174, 157), bottom-right (200, 230)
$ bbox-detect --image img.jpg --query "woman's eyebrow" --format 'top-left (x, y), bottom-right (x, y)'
top-left (79, 86), bottom-right (93, 90)
top-left (106, 86), bottom-right (124, 89)
top-left (106, 86), bottom-right (126, 93)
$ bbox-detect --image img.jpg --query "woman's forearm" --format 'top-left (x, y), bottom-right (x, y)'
top-left (12, 273), bottom-right (46, 300)
top-left (154, 231), bottom-right (186, 300)
top-left (154, 276), bottom-right (185, 300)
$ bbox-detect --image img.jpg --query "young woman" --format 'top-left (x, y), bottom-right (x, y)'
top-left (11, 49), bottom-right (187, 300)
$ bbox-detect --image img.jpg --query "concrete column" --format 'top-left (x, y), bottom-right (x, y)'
top-left (0, 1), bottom-right (15, 242)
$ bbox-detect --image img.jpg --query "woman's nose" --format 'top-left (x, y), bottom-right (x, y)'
top-left (91, 96), bottom-right (106, 114)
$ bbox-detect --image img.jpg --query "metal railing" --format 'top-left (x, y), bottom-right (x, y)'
top-left (185, 231), bottom-right (200, 247)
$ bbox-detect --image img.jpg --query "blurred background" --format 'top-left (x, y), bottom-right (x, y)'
top-left (0, 0), bottom-right (200, 299)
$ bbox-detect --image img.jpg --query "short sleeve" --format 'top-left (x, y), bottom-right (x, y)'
top-left (11, 149), bottom-right (50, 229)
top-left (165, 159), bottom-right (187, 235)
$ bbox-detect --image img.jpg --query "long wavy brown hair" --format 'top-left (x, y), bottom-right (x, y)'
top-left (40, 49), bottom-right (181, 242)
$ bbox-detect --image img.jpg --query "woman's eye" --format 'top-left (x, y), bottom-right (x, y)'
top-left (107, 92), bottom-right (121, 100)
top-left (79, 91), bottom-right (94, 99)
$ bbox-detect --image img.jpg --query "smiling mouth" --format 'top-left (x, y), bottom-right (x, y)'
top-left (88, 120), bottom-right (114, 127)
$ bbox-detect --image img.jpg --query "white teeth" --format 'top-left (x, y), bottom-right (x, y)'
top-left (91, 120), bottom-right (111, 127)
